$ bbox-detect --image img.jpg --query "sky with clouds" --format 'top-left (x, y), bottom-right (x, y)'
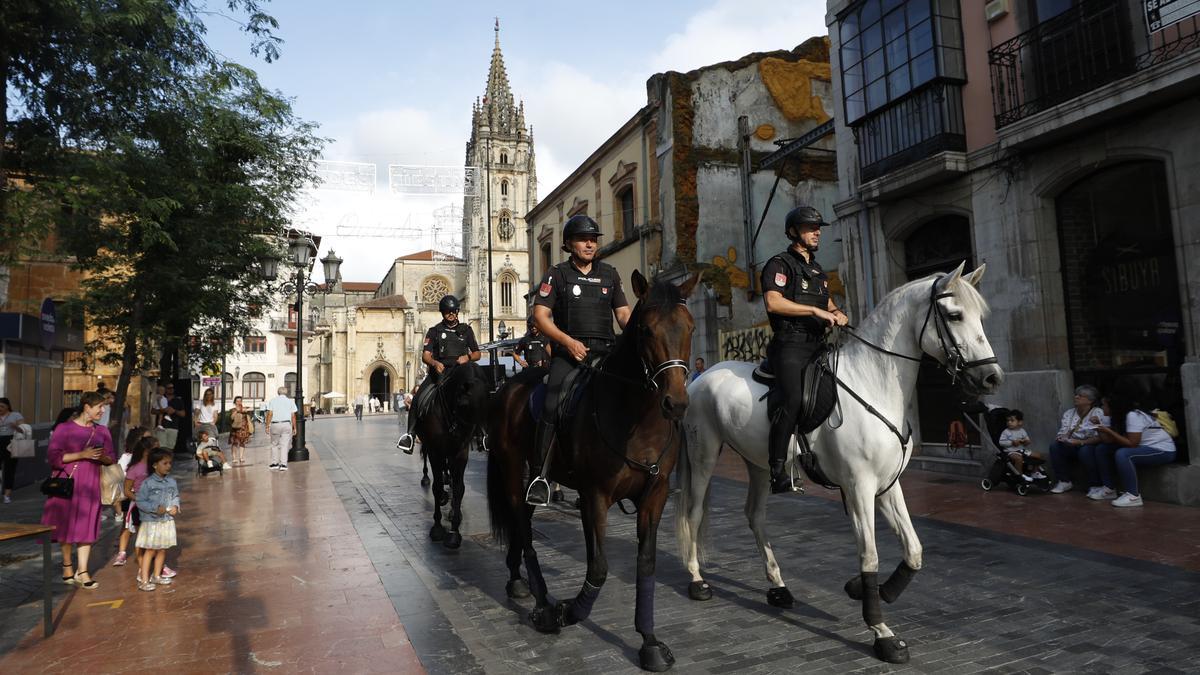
top-left (204, 0), bottom-right (828, 284)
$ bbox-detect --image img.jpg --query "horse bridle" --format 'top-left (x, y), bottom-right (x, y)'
top-left (847, 280), bottom-right (998, 386)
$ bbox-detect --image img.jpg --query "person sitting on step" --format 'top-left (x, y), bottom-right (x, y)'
top-left (396, 295), bottom-right (481, 454)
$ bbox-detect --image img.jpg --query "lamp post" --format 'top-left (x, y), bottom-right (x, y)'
top-left (260, 239), bottom-right (342, 462)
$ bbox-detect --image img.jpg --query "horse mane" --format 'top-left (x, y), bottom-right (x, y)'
top-left (608, 277), bottom-right (684, 369)
top-left (872, 271), bottom-right (989, 322)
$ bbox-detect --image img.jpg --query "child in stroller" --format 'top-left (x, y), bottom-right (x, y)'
top-left (979, 406), bottom-right (1053, 495)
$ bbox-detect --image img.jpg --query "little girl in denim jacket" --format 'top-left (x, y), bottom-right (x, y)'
top-left (135, 448), bottom-right (180, 591)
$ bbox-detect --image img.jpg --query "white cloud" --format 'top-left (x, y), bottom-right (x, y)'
top-left (650, 0), bottom-right (828, 74)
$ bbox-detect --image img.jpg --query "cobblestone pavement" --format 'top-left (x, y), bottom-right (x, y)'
top-left (312, 416), bottom-right (1200, 675)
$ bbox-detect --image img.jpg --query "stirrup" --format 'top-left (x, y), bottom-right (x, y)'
top-left (396, 434), bottom-right (415, 454)
top-left (525, 476), bottom-right (552, 506)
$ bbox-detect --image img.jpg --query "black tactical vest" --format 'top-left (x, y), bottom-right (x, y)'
top-left (433, 321), bottom-right (471, 363)
top-left (767, 250), bottom-right (829, 335)
top-left (523, 336), bottom-right (549, 364)
top-left (552, 260), bottom-right (618, 340)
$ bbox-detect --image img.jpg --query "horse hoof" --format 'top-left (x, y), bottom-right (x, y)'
top-left (873, 636), bottom-right (910, 664)
top-left (638, 641), bottom-right (676, 672)
top-left (766, 586), bottom-right (795, 608)
top-left (844, 575), bottom-right (863, 600)
top-left (443, 532), bottom-right (462, 549)
top-left (429, 525), bottom-right (446, 542)
top-left (420, 476), bottom-right (431, 487)
top-left (506, 579), bottom-right (531, 599)
top-left (687, 581), bottom-right (712, 601)
top-left (555, 600), bottom-right (579, 626)
top-left (528, 606), bottom-right (561, 634)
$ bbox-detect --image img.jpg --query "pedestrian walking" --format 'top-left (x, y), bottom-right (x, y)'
top-left (0, 397), bottom-right (26, 504)
top-left (41, 391), bottom-right (117, 590)
top-left (265, 387), bottom-right (297, 471)
top-left (114, 434), bottom-right (157, 570)
top-left (135, 448), bottom-right (180, 591)
top-left (354, 393), bottom-right (365, 421)
top-left (193, 388), bottom-right (219, 444)
top-left (229, 396), bottom-right (252, 464)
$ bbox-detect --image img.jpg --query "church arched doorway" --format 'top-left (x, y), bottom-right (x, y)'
top-left (1055, 160), bottom-right (1185, 460)
top-left (369, 366), bottom-right (393, 403)
top-left (904, 214), bottom-right (977, 447)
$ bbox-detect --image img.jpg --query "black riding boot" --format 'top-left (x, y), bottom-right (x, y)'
top-left (768, 420), bottom-right (795, 494)
top-left (525, 419), bottom-right (556, 506)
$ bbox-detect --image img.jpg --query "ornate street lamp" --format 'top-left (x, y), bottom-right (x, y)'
top-left (259, 236), bottom-right (340, 462)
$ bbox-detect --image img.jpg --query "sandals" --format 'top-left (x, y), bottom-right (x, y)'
top-left (62, 565), bottom-right (77, 586)
top-left (74, 572), bottom-right (99, 590)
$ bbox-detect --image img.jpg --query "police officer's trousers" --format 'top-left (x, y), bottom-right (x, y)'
top-left (767, 331), bottom-right (821, 472)
top-left (405, 368), bottom-right (444, 436)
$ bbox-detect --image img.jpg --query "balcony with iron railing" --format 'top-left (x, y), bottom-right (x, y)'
top-left (989, 0), bottom-right (1200, 129)
top-left (854, 82), bottom-right (967, 184)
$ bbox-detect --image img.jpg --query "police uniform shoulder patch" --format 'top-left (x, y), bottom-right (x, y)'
top-left (423, 337), bottom-right (430, 345)
top-left (774, 272), bottom-right (787, 287)
top-left (538, 279), bottom-right (552, 297)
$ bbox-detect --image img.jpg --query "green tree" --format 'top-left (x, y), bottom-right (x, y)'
top-left (2, 1), bottom-right (321, 445)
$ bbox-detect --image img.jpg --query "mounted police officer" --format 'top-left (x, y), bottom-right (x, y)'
top-left (397, 294), bottom-right (481, 454)
top-left (761, 205), bottom-right (848, 493)
top-left (514, 316), bottom-right (552, 370)
top-left (525, 214), bottom-right (631, 506)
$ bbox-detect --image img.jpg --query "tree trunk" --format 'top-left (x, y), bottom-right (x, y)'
top-left (111, 299), bottom-right (144, 452)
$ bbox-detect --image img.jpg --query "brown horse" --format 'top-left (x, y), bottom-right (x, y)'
top-left (486, 270), bottom-right (698, 672)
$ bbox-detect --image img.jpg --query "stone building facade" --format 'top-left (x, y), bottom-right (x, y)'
top-left (825, 0), bottom-right (1200, 503)
top-left (528, 38), bottom-right (841, 367)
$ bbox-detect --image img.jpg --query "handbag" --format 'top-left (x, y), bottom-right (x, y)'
top-left (8, 438), bottom-right (36, 458)
top-left (41, 465), bottom-right (77, 498)
top-left (100, 463), bottom-right (126, 505)
top-left (154, 427), bottom-right (179, 448)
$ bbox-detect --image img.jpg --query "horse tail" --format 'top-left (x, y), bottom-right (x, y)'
top-left (487, 443), bottom-right (512, 542)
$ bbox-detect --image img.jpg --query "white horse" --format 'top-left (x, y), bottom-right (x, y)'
top-left (676, 263), bottom-right (1003, 664)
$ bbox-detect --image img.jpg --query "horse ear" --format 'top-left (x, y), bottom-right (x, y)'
top-left (964, 263), bottom-right (986, 287)
top-left (631, 269), bottom-right (649, 300)
top-left (677, 272), bottom-right (701, 299)
top-left (938, 260), bottom-right (967, 291)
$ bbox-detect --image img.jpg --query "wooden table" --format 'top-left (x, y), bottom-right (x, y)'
top-left (0, 523), bottom-right (56, 637)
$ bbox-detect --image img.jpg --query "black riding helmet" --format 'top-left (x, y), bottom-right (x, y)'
top-left (784, 205), bottom-right (830, 241)
top-left (438, 295), bottom-right (460, 315)
top-left (561, 214), bottom-right (602, 252)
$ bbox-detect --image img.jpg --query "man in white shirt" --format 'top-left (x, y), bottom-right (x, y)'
top-left (354, 393), bottom-right (366, 421)
top-left (264, 387), bottom-right (298, 471)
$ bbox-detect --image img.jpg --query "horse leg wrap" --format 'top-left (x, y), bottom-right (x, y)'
top-left (880, 561), bottom-right (918, 604)
top-left (860, 572), bottom-right (883, 626)
top-left (635, 575), bottom-right (656, 636)
top-left (524, 551), bottom-right (549, 599)
top-left (569, 581), bottom-right (602, 622)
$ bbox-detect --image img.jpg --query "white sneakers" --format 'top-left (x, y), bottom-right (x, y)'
top-left (1087, 486), bottom-right (1118, 501)
top-left (1111, 492), bottom-right (1143, 508)
top-left (222, 462), bottom-right (232, 469)
top-left (1049, 480), bottom-right (1073, 494)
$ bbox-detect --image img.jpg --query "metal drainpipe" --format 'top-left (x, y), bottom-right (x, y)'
top-left (738, 116), bottom-right (755, 301)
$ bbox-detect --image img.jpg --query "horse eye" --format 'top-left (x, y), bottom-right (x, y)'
top-left (947, 312), bottom-right (963, 321)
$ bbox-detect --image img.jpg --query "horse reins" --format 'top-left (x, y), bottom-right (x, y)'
top-left (818, 280), bottom-right (995, 497)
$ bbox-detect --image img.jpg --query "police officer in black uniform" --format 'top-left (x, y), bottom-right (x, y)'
top-left (761, 205), bottom-right (848, 493)
top-left (396, 294), bottom-right (481, 454)
top-left (513, 317), bottom-right (552, 369)
top-left (525, 214), bottom-right (632, 506)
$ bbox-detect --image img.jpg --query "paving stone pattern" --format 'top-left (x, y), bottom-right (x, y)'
top-left (312, 417), bottom-right (1200, 674)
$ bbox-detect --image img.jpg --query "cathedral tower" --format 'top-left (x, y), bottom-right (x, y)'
top-left (463, 21), bottom-right (537, 343)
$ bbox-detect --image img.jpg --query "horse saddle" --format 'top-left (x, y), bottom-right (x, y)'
top-left (761, 347), bottom-right (838, 435)
top-left (527, 358), bottom-right (600, 425)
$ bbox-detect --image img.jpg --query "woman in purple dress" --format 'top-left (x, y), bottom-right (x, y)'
top-left (41, 391), bottom-right (116, 589)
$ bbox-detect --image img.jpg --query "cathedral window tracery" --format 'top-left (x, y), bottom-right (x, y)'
top-left (420, 275), bottom-right (452, 304)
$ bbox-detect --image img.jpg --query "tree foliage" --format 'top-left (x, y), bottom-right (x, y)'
top-left (2, 1), bottom-right (324, 441)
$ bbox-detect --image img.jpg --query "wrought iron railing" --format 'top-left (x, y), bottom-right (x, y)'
top-left (855, 82), bottom-right (966, 183)
top-left (989, 0), bottom-right (1200, 128)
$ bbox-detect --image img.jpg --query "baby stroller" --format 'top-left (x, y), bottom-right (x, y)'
top-left (192, 440), bottom-right (225, 478)
top-left (971, 406), bottom-right (1053, 496)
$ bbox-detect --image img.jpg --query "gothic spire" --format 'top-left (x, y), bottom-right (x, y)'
top-left (484, 19), bottom-right (512, 109)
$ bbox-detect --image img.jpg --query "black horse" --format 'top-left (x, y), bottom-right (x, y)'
top-left (414, 362), bottom-right (490, 549)
top-left (487, 271), bottom-right (698, 671)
